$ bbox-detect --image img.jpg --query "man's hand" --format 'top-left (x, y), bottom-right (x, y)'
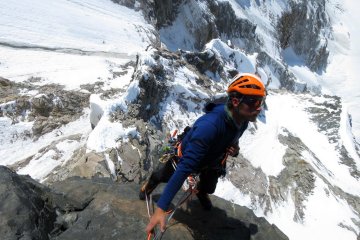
top-left (227, 144), bottom-right (239, 157)
top-left (146, 207), bottom-right (167, 234)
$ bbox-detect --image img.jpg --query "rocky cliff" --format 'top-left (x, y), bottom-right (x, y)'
top-left (0, 166), bottom-right (288, 240)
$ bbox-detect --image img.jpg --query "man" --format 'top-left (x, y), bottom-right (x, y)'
top-left (141, 73), bottom-right (266, 233)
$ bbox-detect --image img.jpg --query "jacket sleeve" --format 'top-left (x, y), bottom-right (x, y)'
top-left (157, 120), bottom-right (218, 211)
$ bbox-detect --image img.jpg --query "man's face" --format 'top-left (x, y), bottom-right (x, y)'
top-left (231, 96), bottom-right (264, 122)
top-left (238, 102), bottom-right (261, 122)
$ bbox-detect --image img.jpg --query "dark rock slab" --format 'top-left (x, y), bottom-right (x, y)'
top-left (0, 166), bottom-right (56, 240)
top-left (0, 166), bottom-right (288, 240)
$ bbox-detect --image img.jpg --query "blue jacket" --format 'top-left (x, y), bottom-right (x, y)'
top-left (157, 103), bottom-right (249, 211)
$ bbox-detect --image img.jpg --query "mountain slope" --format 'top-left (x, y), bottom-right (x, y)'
top-left (0, 0), bottom-right (359, 240)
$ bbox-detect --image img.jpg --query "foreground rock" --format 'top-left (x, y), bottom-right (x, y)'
top-left (0, 166), bottom-right (56, 240)
top-left (0, 166), bottom-right (288, 240)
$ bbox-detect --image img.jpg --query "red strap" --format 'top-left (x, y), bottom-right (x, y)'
top-left (176, 142), bottom-right (183, 158)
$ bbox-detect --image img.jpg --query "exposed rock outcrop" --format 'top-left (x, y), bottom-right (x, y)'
top-left (30, 87), bottom-right (90, 138)
top-left (0, 166), bottom-right (56, 240)
top-left (100, 120), bottom-right (164, 184)
top-left (44, 148), bottom-right (111, 184)
top-left (0, 166), bottom-right (289, 240)
top-left (0, 81), bottom-right (90, 139)
top-left (129, 62), bottom-right (168, 122)
top-left (277, 0), bottom-right (330, 72)
top-left (0, 77), bottom-right (16, 101)
top-left (182, 49), bottom-right (222, 74)
top-left (152, 0), bottom-right (258, 52)
top-left (153, 0), bottom-right (184, 28)
top-left (112, 0), bottom-right (184, 29)
top-left (256, 51), bottom-right (300, 92)
top-left (305, 94), bottom-right (360, 179)
top-left (275, 130), bottom-right (316, 222)
top-left (207, 0), bottom-right (259, 52)
top-left (229, 129), bottom-right (316, 223)
top-left (0, 77), bottom-right (12, 87)
top-left (0, 78), bottom-right (33, 120)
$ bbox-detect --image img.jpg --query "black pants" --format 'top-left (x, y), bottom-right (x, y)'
top-left (146, 159), bottom-right (219, 195)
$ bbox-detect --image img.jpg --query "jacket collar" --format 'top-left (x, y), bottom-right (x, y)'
top-left (224, 105), bottom-right (245, 130)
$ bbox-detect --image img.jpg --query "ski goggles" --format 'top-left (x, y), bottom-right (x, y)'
top-left (240, 96), bottom-right (264, 110)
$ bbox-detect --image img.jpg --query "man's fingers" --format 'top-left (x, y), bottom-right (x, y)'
top-left (160, 218), bottom-right (166, 232)
top-left (146, 208), bottom-right (167, 234)
top-left (145, 221), bottom-right (155, 233)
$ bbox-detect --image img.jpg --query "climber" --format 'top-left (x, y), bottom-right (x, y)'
top-left (140, 73), bottom-right (266, 234)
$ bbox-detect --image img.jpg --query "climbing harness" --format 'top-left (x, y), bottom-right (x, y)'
top-left (145, 128), bottom-right (231, 240)
top-left (145, 129), bottom-right (199, 240)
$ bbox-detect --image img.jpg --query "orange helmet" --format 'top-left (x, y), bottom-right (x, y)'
top-left (227, 73), bottom-right (266, 97)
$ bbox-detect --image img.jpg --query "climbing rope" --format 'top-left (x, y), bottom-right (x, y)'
top-left (145, 172), bottom-right (199, 240)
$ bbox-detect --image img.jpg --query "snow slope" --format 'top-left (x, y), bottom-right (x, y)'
top-left (0, 0), bottom-right (154, 176)
top-left (0, 47), bottom-right (132, 90)
top-left (0, 0), bottom-right (154, 89)
top-left (320, 0), bottom-right (360, 143)
top-left (215, 91), bottom-right (360, 240)
top-left (0, 0), bottom-right (152, 53)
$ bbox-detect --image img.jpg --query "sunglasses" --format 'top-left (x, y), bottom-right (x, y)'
top-left (240, 96), bottom-right (264, 109)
